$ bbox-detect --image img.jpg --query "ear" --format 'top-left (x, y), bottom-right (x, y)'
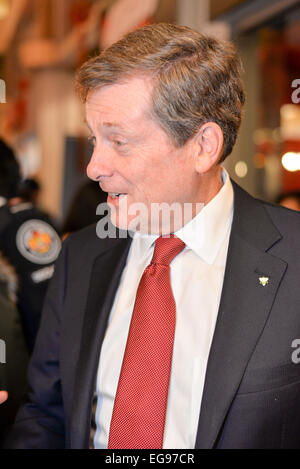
top-left (192, 122), bottom-right (224, 174)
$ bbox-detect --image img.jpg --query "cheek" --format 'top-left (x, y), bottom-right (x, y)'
top-left (125, 146), bottom-right (184, 200)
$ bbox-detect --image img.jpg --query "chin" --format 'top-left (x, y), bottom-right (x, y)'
top-left (110, 213), bottom-right (129, 231)
top-left (110, 212), bottom-right (151, 234)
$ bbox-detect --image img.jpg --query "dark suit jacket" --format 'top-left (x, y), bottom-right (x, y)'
top-left (5, 181), bottom-right (300, 449)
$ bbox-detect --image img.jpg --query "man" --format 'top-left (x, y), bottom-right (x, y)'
top-left (6, 23), bottom-right (300, 449)
top-left (0, 139), bottom-right (61, 351)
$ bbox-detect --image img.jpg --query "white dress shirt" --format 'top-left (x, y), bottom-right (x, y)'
top-left (94, 168), bottom-right (234, 449)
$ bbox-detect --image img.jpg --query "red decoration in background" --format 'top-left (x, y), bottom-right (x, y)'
top-left (5, 78), bottom-right (30, 135)
top-left (102, 16), bottom-right (153, 35)
top-left (69, 0), bottom-right (95, 66)
top-left (69, 0), bottom-right (93, 25)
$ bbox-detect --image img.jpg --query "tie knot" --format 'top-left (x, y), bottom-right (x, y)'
top-left (151, 235), bottom-right (185, 266)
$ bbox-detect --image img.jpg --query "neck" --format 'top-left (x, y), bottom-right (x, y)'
top-left (196, 166), bottom-right (224, 207)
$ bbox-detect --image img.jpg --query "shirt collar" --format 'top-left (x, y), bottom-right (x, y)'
top-left (133, 168), bottom-right (234, 265)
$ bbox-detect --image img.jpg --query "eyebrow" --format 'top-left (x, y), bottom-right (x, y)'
top-left (84, 119), bottom-right (127, 133)
top-left (103, 122), bottom-right (127, 131)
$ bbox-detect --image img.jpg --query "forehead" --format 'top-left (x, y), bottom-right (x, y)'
top-left (85, 76), bottom-right (154, 126)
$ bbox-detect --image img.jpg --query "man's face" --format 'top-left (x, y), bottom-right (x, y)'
top-left (86, 76), bottom-right (202, 234)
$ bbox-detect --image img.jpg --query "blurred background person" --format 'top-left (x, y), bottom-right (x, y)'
top-left (0, 138), bottom-right (61, 352)
top-left (62, 180), bottom-right (108, 238)
top-left (0, 252), bottom-right (28, 448)
top-left (17, 178), bottom-right (41, 205)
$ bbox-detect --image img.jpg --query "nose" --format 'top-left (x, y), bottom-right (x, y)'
top-left (87, 147), bottom-right (113, 181)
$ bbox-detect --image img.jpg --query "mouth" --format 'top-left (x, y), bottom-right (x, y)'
top-left (108, 192), bottom-right (127, 200)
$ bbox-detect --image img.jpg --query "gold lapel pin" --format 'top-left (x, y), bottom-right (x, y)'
top-left (259, 276), bottom-right (269, 286)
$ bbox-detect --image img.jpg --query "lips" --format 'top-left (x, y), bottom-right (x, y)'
top-left (108, 192), bottom-right (127, 199)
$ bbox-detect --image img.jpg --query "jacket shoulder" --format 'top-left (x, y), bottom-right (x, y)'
top-left (261, 200), bottom-right (300, 236)
top-left (64, 223), bottom-right (131, 263)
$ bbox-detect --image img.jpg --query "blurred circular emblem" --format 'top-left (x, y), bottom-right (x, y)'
top-left (16, 219), bottom-right (61, 265)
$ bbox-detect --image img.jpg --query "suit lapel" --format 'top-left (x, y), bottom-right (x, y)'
top-left (70, 236), bottom-right (131, 448)
top-left (195, 182), bottom-right (287, 448)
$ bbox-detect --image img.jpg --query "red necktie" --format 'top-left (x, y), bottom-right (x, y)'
top-left (108, 235), bottom-right (185, 449)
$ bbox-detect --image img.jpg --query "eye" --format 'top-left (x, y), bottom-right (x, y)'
top-left (113, 140), bottom-right (126, 147)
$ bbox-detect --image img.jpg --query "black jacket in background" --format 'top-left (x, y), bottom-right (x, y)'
top-left (0, 254), bottom-right (29, 447)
